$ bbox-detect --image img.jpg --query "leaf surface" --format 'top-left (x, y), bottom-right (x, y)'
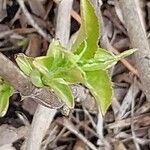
top-left (0, 81), bottom-right (13, 117)
top-left (84, 70), bottom-right (112, 114)
top-left (16, 54), bottom-right (34, 76)
top-left (72, 0), bottom-right (99, 60)
top-left (30, 69), bottom-right (44, 87)
top-left (81, 48), bottom-right (137, 71)
top-left (45, 78), bottom-right (74, 108)
top-left (33, 56), bottom-right (54, 78)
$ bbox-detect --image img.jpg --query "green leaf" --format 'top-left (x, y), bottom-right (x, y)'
top-left (34, 41), bottom-right (81, 82)
top-left (0, 91), bottom-right (10, 117)
top-left (72, 0), bottom-right (99, 60)
top-left (30, 69), bottom-right (44, 87)
top-left (48, 40), bottom-right (79, 66)
top-left (33, 55), bottom-right (71, 79)
top-left (44, 78), bottom-right (74, 108)
top-left (47, 41), bottom-right (85, 83)
top-left (33, 56), bottom-right (54, 78)
top-left (81, 48), bottom-right (117, 70)
top-left (47, 40), bottom-right (67, 70)
top-left (84, 70), bottom-right (112, 114)
top-left (47, 39), bottom-right (66, 56)
top-left (56, 67), bottom-right (85, 84)
top-left (0, 82), bottom-right (13, 117)
top-left (87, 48), bottom-right (137, 71)
top-left (95, 48), bottom-right (116, 61)
top-left (16, 53), bottom-right (34, 76)
top-left (95, 48), bottom-right (117, 70)
top-left (115, 49), bottom-right (137, 61)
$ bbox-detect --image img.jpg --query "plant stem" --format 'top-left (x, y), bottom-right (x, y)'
top-left (25, 0), bottom-right (73, 149)
top-left (26, 105), bottom-right (57, 150)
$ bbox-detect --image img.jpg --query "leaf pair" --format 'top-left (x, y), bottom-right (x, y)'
top-left (71, 0), bottom-right (136, 114)
top-left (71, 0), bottom-right (112, 114)
top-left (16, 0), bottom-right (136, 115)
top-left (0, 0), bottom-right (136, 117)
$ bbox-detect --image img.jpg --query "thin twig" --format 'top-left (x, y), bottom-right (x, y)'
top-left (83, 106), bottom-right (97, 129)
top-left (106, 113), bottom-right (150, 129)
top-left (71, 9), bottom-right (81, 24)
top-left (71, 116), bottom-right (98, 137)
top-left (131, 77), bottom-right (141, 150)
top-left (17, 0), bottom-right (51, 41)
top-left (0, 53), bottom-right (34, 96)
top-left (110, 45), bottom-right (139, 77)
top-left (117, 82), bottom-right (139, 119)
top-left (53, 0), bottom-right (81, 24)
top-left (0, 28), bottom-right (36, 40)
top-left (57, 117), bottom-right (98, 150)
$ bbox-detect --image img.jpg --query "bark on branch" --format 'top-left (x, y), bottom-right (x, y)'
top-left (119, 0), bottom-right (150, 100)
top-left (0, 53), bottom-right (63, 109)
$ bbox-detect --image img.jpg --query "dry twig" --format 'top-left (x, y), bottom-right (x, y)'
top-left (26, 0), bottom-right (73, 149)
top-left (57, 117), bottom-right (98, 150)
top-left (119, 0), bottom-right (150, 101)
top-left (17, 0), bottom-right (51, 41)
top-left (131, 78), bottom-right (141, 150)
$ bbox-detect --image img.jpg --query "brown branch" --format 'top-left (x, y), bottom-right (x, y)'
top-left (26, 105), bottom-right (57, 150)
top-left (118, 0), bottom-right (150, 100)
top-left (0, 52), bottom-right (63, 109)
top-left (55, 0), bottom-right (73, 46)
top-left (0, 53), bottom-right (33, 95)
top-left (17, 0), bottom-right (51, 42)
top-left (26, 0), bottom-right (74, 149)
